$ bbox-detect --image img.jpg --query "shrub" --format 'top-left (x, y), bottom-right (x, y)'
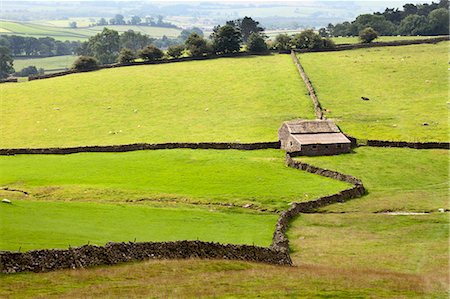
top-left (117, 48), bottom-right (136, 64)
top-left (185, 33), bottom-right (210, 57)
top-left (322, 38), bottom-right (336, 49)
top-left (359, 27), bottom-right (379, 43)
top-left (72, 56), bottom-right (99, 71)
top-left (167, 44), bottom-right (185, 58)
top-left (247, 33), bottom-right (268, 53)
top-left (292, 30), bottom-right (323, 49)
top-left (273, 34), bottom-right (292, 51)
top-left (138, 45), bottom-right (164, 61)
top-left (14, 65), bottom-right (39, 77)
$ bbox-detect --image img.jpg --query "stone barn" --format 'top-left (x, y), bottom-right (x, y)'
top-left (278, 119), bottom-right (351, 156)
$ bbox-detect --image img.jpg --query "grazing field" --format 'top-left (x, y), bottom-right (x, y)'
top-left (299, 42), bottom-right (448, 142)
top-left (0, 200), bottom-right (276, 251)
top-left (0, 251), bottom-right (446, 298)
top-left (1, 55), bottom-right (314, 148)
top-left (331, 35), bottom-right (446, 44)
top-left (0, 149), bottom-right (350, 210)
top-left (13, 55), bottom-right (77, 73)
top-left (298, 147), bottom-right (449, 212)
top-left (0, 20), bottom-right (181, 41)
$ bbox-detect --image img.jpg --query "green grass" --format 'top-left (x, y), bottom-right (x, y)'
top-left (298, 147), bottom-right (449, 212)
top-left (13, 55), bottom-right (77, 73)
top-left (299, 42), bottom-right (449, 142)
top-left (0, 20), bottom-right (181, 41)
top-left (0, 149), bottom-right (350, 210)
top-left (331, 35), bottom-right (445, 44)
top-left (0, 200), bottom-right (276, 251)
top-left (1, 55), bottom-right (314, 148)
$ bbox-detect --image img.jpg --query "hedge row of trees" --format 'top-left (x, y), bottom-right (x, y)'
top-left (320, 0), bottom-right (449, 37)
top-left (0, 35), bottom-right (81, 57)
top-left (95, 14), bottom-right (178, 29)
top-left (272, 30), bottom-right (335, 51)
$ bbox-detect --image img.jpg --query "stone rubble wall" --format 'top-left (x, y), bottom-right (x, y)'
top-left (0, 240), bottom-right (292, 273)
top-left (270, 153), bottom-right (366, 252)
top-left (0, 142), bottom-right (280, 155)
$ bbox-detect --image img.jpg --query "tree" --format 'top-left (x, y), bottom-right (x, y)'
top-left (318, 28), bottom-right (329, 37)
top-left (97, 18), bottom-right (108, 26)
top-left (352, 14), bottom-right (396, 36)
top-left (14, 65), bottom-right (39, 77)
top-left (167, 44), bottom-right (184, 58)
top-left (247, 33), bottom-right (268, 53)
top-left (72, 56), bottom-right (99, 71)
top-left (359, 27), bottom-right (379, 43)
top-left (117, 48), bottom-right (136, 64)
top-left (291, 30), bottom-right (323, 49)
top-left (273, 34), bottom-right (292, 51)
top-left (398, 14), bottom-right (429, 35)
top-left (87, 28), bottom-right (120, 64)
top-left (130, 16), bottom-right (141, 25)
top-left (179, 27), bottom-right (204, 41)
top-left (120, 30), bottom-right (153, 52)
top-left (69, 21), bottom-right (77, 28)
top-left (110, 14), bottom-right (126, 25)
top-left (0, 46), bottom-right (14, 79)
top-left (211, 25), bottom-right (242, 54)
top-left (227, 16), bottom-right (264, 42)
top-left (138, 45), bottom-right (163, 61)
top-left (185, 33), bottom-right (210, 57)
top-left (427, 8), bottom-right (449, 35)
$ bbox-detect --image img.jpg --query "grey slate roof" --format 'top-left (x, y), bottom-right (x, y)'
top-left (284, 120), bottom-right (340, 134)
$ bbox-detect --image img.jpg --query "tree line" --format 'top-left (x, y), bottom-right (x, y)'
top-left (320, 0), bottom-right (449, 37)
top-left (0, 36), bottom-right (81, 57)
top-left (94, 14), bottom-right (179, 29)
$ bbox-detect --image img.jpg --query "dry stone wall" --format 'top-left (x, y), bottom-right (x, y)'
top-left (270, 153), bottom-right (366, 252)
top-left (0, 240), bottom-right (292, 273)
top-left (0, 142), bottom-right (280, 155)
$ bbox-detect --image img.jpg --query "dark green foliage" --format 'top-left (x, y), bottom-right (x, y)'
top-left (14, 65), bottom-right (38, 77)
top-left (138, 45), bottom-right (163, 61)
top-left (120, 30), bottom-right (153, 52)
top-left (1, 35), bottom-right (80, 57)
top-left (427, 8), bottom-right (449, 35)
top-left (179, 27), bottom-right (204, 41)
top-left (292, 30), bottom-right (323, 49)
top-left (246, 33), bottom-right (268, 53)
top-left (226, 16), bottom-right (264, 42)
top-left (87, 28), bottom-right (120, 64)
top-left (324, 0), bottom-right (449, 37)
top-left (273, 34), bottom-right (292, 51)
top-left (72, 56), bottom-right (99, 71)
top-left (212, 25), bottom-right (242, 54)
top-left (398, 15), bottom-right (429, 35)
top-left (117, 48), bottom-right (136, 64)
top-left (185, 33), bottom-right (210, 57)
top-left (359, 27), bottom-right (379, 43)
top-left (0, 46), bottom-right (14, 79)
top-left (167, 44), bottom-right (185, 58)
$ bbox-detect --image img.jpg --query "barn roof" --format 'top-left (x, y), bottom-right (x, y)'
top-left (284, 120), bottom-right (340, 134)
top-left (292, 133), bottom-right (351, 145)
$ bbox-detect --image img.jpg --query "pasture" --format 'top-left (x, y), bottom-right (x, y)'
top-left (331, 35), bottom-right (446, 44)
top-left (13, 55), bottom-right (77, 73)
top-left (0, 149), bottom-right (350, 210)
top-left (1, 55), bottom-right (314, 148)
top-left (0, 200), bottom-right (276, 251)
top-left (299, 42), bottom-right (448, 141)
top-left (298, 147), bottom-right (449, 212)
top-left (0, 20), bottom-right (182, 41)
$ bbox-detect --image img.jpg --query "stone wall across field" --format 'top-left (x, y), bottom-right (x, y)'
top-left (0, 240), bottom-right (292, 273)
top-left (295, 36), bottom-right (448, 53)
top-left (0, 142), bottom-right (281, 155)
top-left (365, 139), bottom-right (450, 149)
top-left (270, 154), bottom-right (366, 252)
top-left (0, 78), bottom-right (18, 84)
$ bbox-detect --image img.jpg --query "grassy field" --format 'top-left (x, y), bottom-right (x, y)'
top-left (13, 55), bottom-right (77, 73)
top-left (0, 149), bottom-right (350, 210)
top-left (331, 35), bottom-right (446, 44)
top-left (0, 200), bottom-right (276, 251)
top-left (299, 42), bottom-right (448, 142)
top-left (298, 147), bottom-right (449, 212)
top-left (0, 20), bottom-right (181, 41)
top-left (1, 54), bottom-right (314, 148)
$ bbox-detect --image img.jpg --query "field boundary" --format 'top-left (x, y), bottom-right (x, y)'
top-left (356, 139), bottom-right (450, 149)
top-left (0, 240), bottom-right (292, 273)
top-left (0, 142), bottom-right (280, 155)
top-left (294, 36), bottom-right (448, 53)
top-left (270, 153), bottom-right (366, 252)
top-left (290, 50), bottom-right (323, 119)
